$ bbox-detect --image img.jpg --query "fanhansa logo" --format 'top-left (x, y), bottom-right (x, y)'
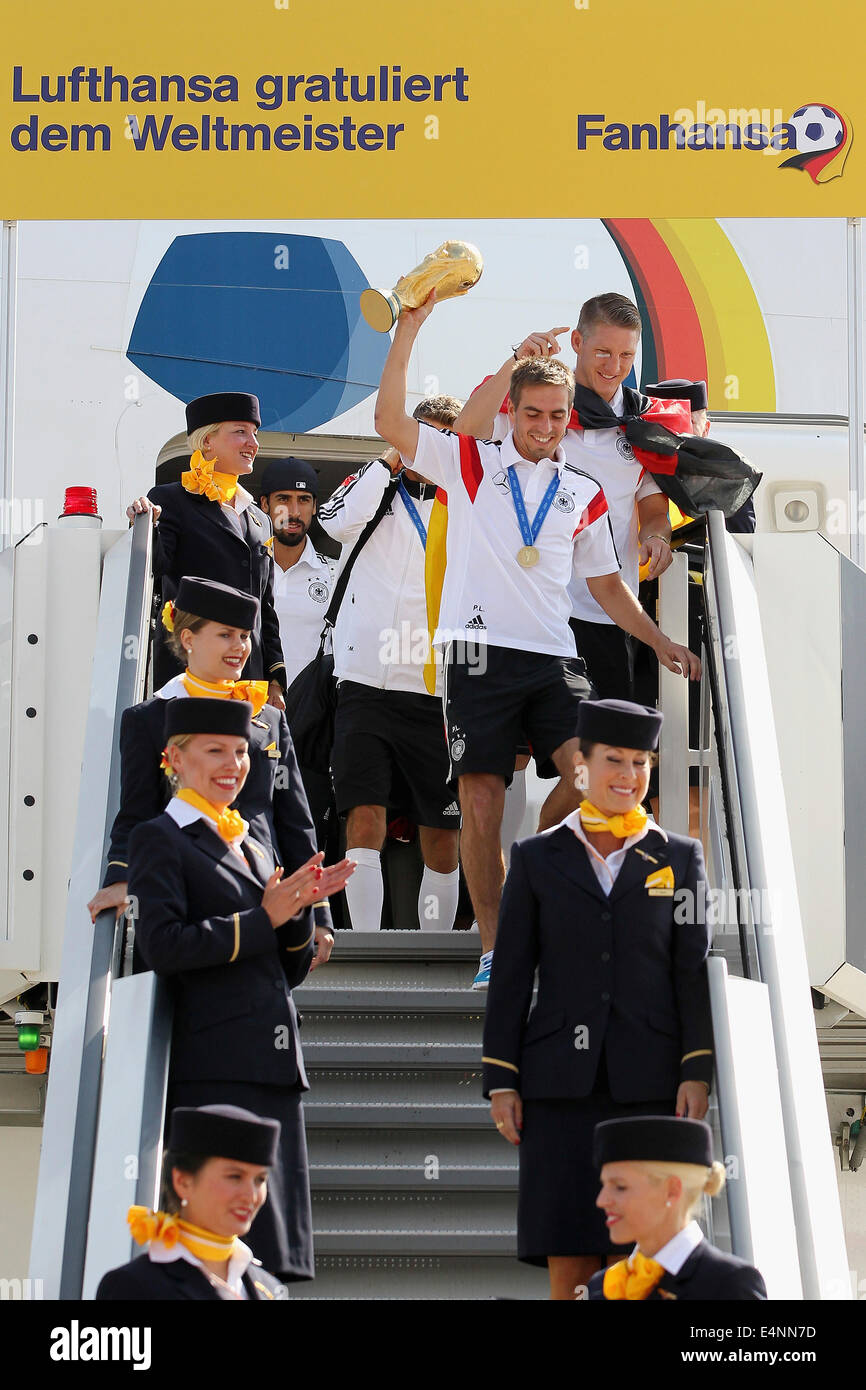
top-left (577, 101), bottom-right (852, 183)
top-left (779, 104), bottom-right (851, 183)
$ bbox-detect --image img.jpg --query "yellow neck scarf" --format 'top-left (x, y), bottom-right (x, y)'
top-left (182, 670), bottom-right (268, 717)
top-left (176, 787), bottom-right (248, 844)
top-left (128, 1206), bottom-right (241, 1264)
top-left (181, 450), bottom-right (240, 505)
top-left (603, 1249), bottom-right (666, 1300)
top-left (579, 799), bottom-right (648, 839)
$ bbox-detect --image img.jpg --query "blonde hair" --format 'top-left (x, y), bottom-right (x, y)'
top-left (165, 609), bottom-right (210, 663)
top-left (638, 1160), bottom-right (726, 1217)
top-left (187, 422), bottom-right (222, 456)
top-left (163, 732), bottom-right (195, 789)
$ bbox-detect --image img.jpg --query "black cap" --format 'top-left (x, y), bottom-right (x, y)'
top-left (576, 698), bottom-right (663, 751)
top-left (644, 379), bottom-right (708, 411)
top-left (175, 576), bottom-right (260, 632)
top-left (594, 1116), bottom-right (714, 1169)
top-left (164, 697), bottom-right (252, 740)
top-left (259, 457), bottom-right (319, 498)
top-left (168, 1104), bottom-right (280, 1167)
top-left (186, 392), bottom-right (261, 434)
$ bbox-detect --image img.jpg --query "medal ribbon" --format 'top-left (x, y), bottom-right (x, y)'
top-left (397, 479), bottom-right (428, 548)
top-left (506, 466), bottom-right (560, 551)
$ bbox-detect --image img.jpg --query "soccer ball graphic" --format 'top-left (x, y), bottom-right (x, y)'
top-left (789, 105), bottom-right (845, 154)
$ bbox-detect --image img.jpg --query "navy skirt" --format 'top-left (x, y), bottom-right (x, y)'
top-left (517, 1057), bottom-right (675, 1264)
top-left (167, 1079), bottom-right (313, 1282)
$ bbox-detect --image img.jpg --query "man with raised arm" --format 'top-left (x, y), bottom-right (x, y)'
top-left (374, 294), bottom-right (699, 989)
top-left (453, 294), bottom-right (684, 701)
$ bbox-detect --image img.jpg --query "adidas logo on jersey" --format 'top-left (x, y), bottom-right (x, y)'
top-left (465, 605), bottom-right (487, 630)
top-left (443, 801), bottom-right (460, 816)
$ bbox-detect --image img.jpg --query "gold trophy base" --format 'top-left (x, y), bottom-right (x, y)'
top-left (361, 287), bottom-right (402, 333)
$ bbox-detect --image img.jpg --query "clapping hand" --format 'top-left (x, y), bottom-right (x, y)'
top-left (262, 851), bottom-right (356, 928)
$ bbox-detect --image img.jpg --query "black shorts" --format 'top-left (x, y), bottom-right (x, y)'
top-left (331, 681), bottom-right (460, 829)
top-left (569, 617), bottom-right (634, 701)
top-left (442, 642), bottom-right (591, 786)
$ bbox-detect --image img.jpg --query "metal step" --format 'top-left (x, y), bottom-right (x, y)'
top-left (818, 1019), bottom-right (866, 1089)
top-left (296, 986), bottom-right (486, 1013)
top-left (288, 1255), bottom-right (548, 1300)
top-left (301, 1008), bottom-right (483, 1042)
top-left (310, 1163), bottom-right (517, 1190)
top-left (299, 960), bottom-right (482, 991)
top-left (305, 1100), bottom-right (491, 1129)
top-left (299, 929), bottom-right (529, 1298)
top-left (305, 1067), bottom-right (484, 1104)
top-left (314, 1189), bottom-right (517, 1235)
top-left (327, 930), bottom-right (481, 960)
top-left (313, 1231), bottom-right (517, 1255)
top-left (307, 1127), bottom-right (515, 1167)
top-left (305, 1043), bottom-right (481, 1068)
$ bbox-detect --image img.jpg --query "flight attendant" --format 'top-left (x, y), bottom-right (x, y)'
top-left (86, 575), bottom-right (334, 959)
top-left (96, 1104), bottom-right (289, 1301)
top-left (126, 391), bottom-right (287, 700)
top-left (590, 1115), bottom-right (767, 1299)
top-left (126, 696), bottom-right (355, 1281)
top-left (483, 698), bottom-right (713, 1299)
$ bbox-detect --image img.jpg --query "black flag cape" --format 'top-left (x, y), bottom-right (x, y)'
top-left (569, 384), bottom-right (762, 520)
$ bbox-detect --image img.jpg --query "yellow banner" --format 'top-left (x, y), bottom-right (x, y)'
top-left (2, 0), bottom-right (863, 217)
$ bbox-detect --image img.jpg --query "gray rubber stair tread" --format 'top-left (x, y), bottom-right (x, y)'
top-left (309, 1163), bottom-right (516, 1189)
top-left (312, 1232), bottom-right (518, 1255)
top-left (305, 1069), bottom-right (483, 1105)
top-left (304, 1043), bottom-right (481, 1067)
top-left (307, 1130), bottom-right (514, 1165)
top-left (289, 1255), bottom-right (547, 1300)
top-left (305, 1101), bottom-right (491, 1128)
top-left (295, 987), bottom-right (486, 1012)
top-left (329, 930), bottom-right (480, 960)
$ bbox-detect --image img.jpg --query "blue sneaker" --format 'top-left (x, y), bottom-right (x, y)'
top-left (472, 950), bottom-right (494, 991)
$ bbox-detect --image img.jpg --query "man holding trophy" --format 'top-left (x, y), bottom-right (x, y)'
top-left (373, 270), bottom-right (700, 989)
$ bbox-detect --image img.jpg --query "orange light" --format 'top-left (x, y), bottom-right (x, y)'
top-left (24, 1048), bottom-right (48, 1075)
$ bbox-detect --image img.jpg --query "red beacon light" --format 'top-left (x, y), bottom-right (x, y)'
top-left (58, 486), bottom-right (102, 528)
top-left (60, 486), bottom-right (99, 517)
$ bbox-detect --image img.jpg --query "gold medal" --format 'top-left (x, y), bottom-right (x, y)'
top-left (516, 545), bottom-right (539, 568)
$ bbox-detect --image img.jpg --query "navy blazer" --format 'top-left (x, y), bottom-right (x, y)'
top-left (128, 813), bottom-right (312, 1089)
top-left (588, 1238), bottom-right (767, 1301)
top-left (482, 825), bottom-right (714, 1100)
top-left (95, 1252), bottom-right (286, 1301)
top-left (103, 697), bottom-right (316, 889)
top-left (148, 482), bottom-right (286, 690)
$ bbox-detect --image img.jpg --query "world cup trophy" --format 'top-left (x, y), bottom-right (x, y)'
top-left (360, 240), bottom-right (483, 332)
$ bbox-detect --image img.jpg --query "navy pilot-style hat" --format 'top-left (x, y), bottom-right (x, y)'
top-left (185, 392), bottom-right (262, 434)
top-left (175, 576), bottom-right (260, 632)
top-left (168, 1104), bottom-right (281, 1167)
top-left (164, 697), bottom-right (253, 741)
top-left (644, 378), bottom-right (708, 412)
top-left (576, 698), bottom-right (663, 752)
top-left (259, 457), bottom-right (319, 498)
top-left (594, 1116), bottom-right (714, 1169)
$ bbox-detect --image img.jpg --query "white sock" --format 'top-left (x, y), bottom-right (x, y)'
top-left (345, 847), bottom-right (384, 932)
top-left (418, 866), bottom-right (460, 932)
top-left (501, 768), bottom-right (527, 868)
